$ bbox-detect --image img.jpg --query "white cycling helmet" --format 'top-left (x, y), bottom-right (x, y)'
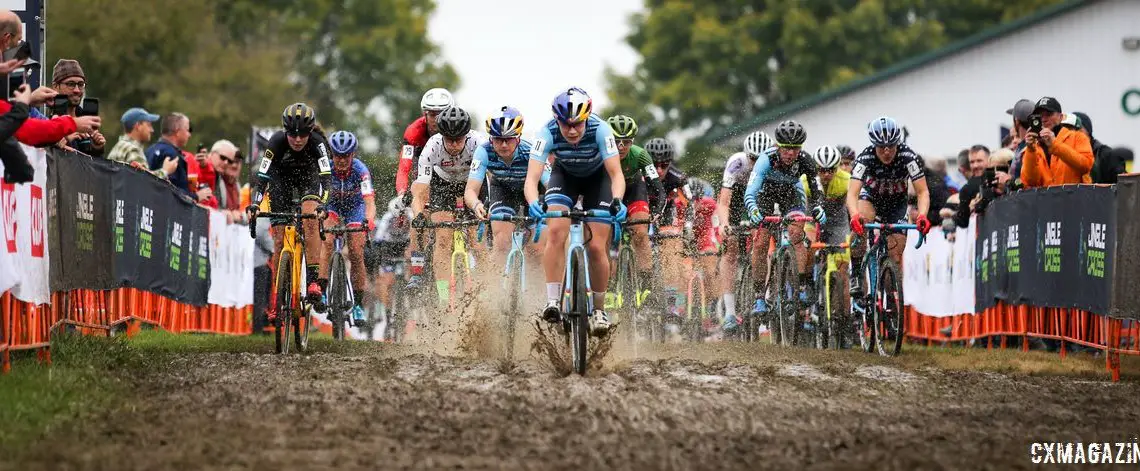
top-left (743, 131), bottom-right (774, 158)
top-left (813, 145), bottom-right (842, 169)
top-left (420, 88), bottom-right (454, 112)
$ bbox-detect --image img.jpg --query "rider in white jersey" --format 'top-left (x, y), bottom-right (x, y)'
top-left (408, 105), bottom-right (487, 301)
top-left (716, 130), bottom-right (774, 332)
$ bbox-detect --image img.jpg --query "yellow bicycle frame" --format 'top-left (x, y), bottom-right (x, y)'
top-left (448, 228), bottom-right (473, 311)
top-left (277, 225), bottom-right (305, 313)
top-left (818, 233), bottom-right (852, 323)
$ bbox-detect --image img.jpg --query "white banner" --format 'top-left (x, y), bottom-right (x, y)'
top-left (0, 144), bottom-right (50, 304)
top-left (207, 212), bottom-right (254, 308)
top-left (903, 216), bottom-right (976, 317)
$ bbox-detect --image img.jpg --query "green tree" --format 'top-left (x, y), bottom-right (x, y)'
top-left (604, 0), bottom-right (1066, 165)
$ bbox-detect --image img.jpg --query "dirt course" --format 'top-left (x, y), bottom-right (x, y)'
top-left (7, 319), bottom-right (1140, 471)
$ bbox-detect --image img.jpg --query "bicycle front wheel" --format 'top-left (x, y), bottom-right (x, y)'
top-left (734, 259), bottom-right (754, 342)
top-left (772, 247), bottom-right (800, 347)
top-left (328, 252), bottom-right (348, 341)
top-left (874, 257), bottom-right (905, 357)
top-left (616, 246), bottom-right (638, 344)
top-left (568, 246), bottom-right (590, 375)
top-left (275, 252), bottom-right (294, 354)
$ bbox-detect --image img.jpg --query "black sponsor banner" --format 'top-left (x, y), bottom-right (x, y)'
top-left (975, 185), bottom-right (1114, 315)
top-left (1112, 175), bottom-right (1140, 320)
top-left (112, 167), bottom-right (210, 306)
top-left (48, 150), bottom-right (116, 291)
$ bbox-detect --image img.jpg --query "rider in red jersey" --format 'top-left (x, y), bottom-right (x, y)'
top-left (393, 88), bottom-right (454, 207)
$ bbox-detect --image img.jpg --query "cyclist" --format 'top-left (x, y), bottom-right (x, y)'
top-left (464, 106), bottom-right (536, 268)
top-left (369, 198), bottom-right (412, 339)
top-left (409, 105), bottom-right (486, 303)
top-left (322, 130), bottom-right (376, 323)
top-left (246, 103), bottom-right (333, 311)
top-left (716, 130), bottom-right (774, 332)
top-left (742, 120), bottom-right (826, 318)
top-left (394, 88), bottom-right (454, 208)
top-left (645, 137), bottom-right (690, 225)
top-left (802, 145), bottom-right (850, 244)
top-left (837, 145), bottom-right (856, 173)
top-left (606, 114), bottom-right (665, 293)
top-left (523, 87), bottom-right (626, 336)
top-left (847, 117), bottom-right (931, 298)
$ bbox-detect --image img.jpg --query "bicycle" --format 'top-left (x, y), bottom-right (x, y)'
top-left (410, 208), bottom-right (482, 314)
top-left (760, 212), bottom-right (815, 347)
top-left (647, 225), bottom-right (685, 342)
top-left (487, 213), bottom-right (538, 360)
top-left (609, 219), bottom-right (652, 345)
top-left (323, 223), bottom-right (370, 341)
top-left (853, 223), bottom-right (925, 357)
top-left (723, 222), bottom-right (760, 342)
top-left (807, 236), bottom-right (851, 350)
top-left (249, 199), bottom-right (324, 354)
top-left (539, 208), bottom-right (614, 375)
top-left (679, 211), bottom-right (718, 342)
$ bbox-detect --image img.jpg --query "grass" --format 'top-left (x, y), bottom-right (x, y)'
top-left (898, 344), bottom-right (1140, 379)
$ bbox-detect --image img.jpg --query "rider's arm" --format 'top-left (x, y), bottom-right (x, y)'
top-left (360, 166), bottom-right (377, 223)
top-left (803, 155), bottom-right (824, 208)
top-left (795, 178), bottom-right (808, 212)
top-left (846, 161), bottom-right (866, 218)
top-left (410, 144), bottom-right (434, 215)
top-left (743, 156), bottom-right (771, 214)
top-left (596, 123), bottom-right (625, 200)
top-left (251, 136), bottom-right (283, 207)
top-left (315, 141), bottom-right (333, 204)
top-left (464, 145), bottom-right (490, 213)
top-left (396, 143), bottom-right (416, 195)
top-left (526, 127), bottom-right (555, 205)
top-left (716, 188), bottom-right (733, 227)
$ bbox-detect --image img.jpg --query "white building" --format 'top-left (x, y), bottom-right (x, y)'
top-left (703, 0), bottom-right (1140, 168)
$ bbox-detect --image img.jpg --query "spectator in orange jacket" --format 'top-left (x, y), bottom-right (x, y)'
top-left (1020, 97), bottom-right (1093, 188)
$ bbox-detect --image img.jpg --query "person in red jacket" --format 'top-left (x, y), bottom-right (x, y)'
top-left (393, 87), bottom-right (453, 207)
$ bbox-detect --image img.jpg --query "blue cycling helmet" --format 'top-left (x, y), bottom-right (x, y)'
top-left (486, 106), bottom-right (524, 138)
top-left (551, 87), bottom-right (593, 124)
top-left (867, 117), bottom-right (903, 146)
top-left (329, 130), bottom-right (358, 155)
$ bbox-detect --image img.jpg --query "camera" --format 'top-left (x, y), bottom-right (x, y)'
top-left (1027, 113), bottom-right (1043, 133)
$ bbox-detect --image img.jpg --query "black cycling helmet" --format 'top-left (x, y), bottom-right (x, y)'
top-left (774, 120), bottom-right (807, 146)
top-left (836, 145), bottom-right (855, 160)
top-left (645, 137), bottom-right (675, 164)
top-left (282, 103), bottom-right (316, 136)
top-left (437, 106), bottom-right (471, 138)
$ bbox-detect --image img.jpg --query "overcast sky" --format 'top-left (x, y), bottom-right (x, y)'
top-left (428, 0), bottom-right (643, 141)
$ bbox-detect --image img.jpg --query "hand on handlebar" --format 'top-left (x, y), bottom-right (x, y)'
top-left (245, 204), bottom-right (260, 220)
top-left (527, 200), bottom-right (545, 219)
top-left (610, 198), bottom-right (627, 223)
top-left (747, 206), bottom-right (763, 225)
top-left (849, 215), bottom-right (866, 237)
top-left (473, 201), bottom-right (488, 220)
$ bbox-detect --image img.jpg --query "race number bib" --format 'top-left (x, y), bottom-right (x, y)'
top-left (532, 138), bottom-right (547, 157)
top-left (401, 145), bottom-right (415, 160)
top-left (318, 156), bottom-right (332, 172)
top-left (470, 158), bottom-right (481, 171)
top-left (643, 164), bottom-right (659, 180)
top-left (905, 160), bottom-right (922, 179)
top-left (258, 155), bottom-right (272, 173)
top-left (604, 135), bottom-right (618, 155)
top-left (419, 163), bottom-right (432, 179)
top-left (851, 162), bottom-right (866, 180)
top-left (360, 178), bottom-right (374, 194)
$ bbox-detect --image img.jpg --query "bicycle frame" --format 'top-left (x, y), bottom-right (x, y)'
top-left (543, 209), bottom-right (612, 314)
top-left (411, 212), bottom-right (480, 310)
top-left (859, 223), bottom-right (922, 303)
top-left (488, 214), bottom-right (535, 290)
top-left (811, 234), bottom-right (851, 326)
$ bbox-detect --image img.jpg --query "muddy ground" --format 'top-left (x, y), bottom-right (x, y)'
top-left (7, 314), bottom-right (1140, 471)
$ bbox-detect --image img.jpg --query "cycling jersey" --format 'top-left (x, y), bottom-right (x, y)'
top-left (851, 144), bottom-right (924, 223)
top-left (743, 148), bottom-right (818, 216)
top-left (619, 145), bottom-right (663, 215)
top-left (802, 170), bottom-right (851, 245)
top-left (254, 130), bottom-right (333, 222)
top-left (720, 152), bottom-right (753, 190)
top-left (470, 139), bottom-right (534, 217)
top-left (369, 209), bottom-right (412, 274)
top-left (395, 116), bottom-right (433, 194)
top-left (620, 145), bottom-right (659, 182)
top-left (529, 114), bottom-right (618, 177)
top-left (801, 169), bottom-right (850, 200)
top-left (327, 158), bottom-right (374, 225)
top-left (416, 130), bottom-right (485, 185)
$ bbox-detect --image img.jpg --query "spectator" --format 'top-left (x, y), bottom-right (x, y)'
top-left (947, 149), bottom-right (969, 191)
top-left (1006, 99), bottom-right (1034, 188)
top-left (146, 113), bottom-right (195, 199)
top-left (952, 145), bottom-right (992, 228)
top-left (1021, 96), bottom-right (1093, 188)
top-left (0, 11), bottom-right (97, 147)
top-left (208, 139), bottom-right (245, 223)
top-left (108, 107), bottom-right (178, 178)
top-left (1073, 111), bottom-right (1127, 184)
top-left (193, 143), bottom-right (214, 191)
top-left (50, 59), bottom-right (105, 157)
top-left (0, 83), bottom-right (33, 183)
top-left (923, 158), bottom-right (950, 226)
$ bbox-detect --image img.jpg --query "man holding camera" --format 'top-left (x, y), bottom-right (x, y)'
top-left (49, 59), bottom-right (104, 157)
top-left (1020, 97), bottom-right (1093, 188)
top-left (146, 113), bottom-right (195, 200)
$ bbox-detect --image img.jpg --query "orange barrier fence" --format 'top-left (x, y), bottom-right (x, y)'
top-left (907, 304), bottom-right (1140, 381)
top-left (0, 289), bottom-right (252, 374)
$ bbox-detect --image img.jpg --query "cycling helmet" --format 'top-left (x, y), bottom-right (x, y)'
top-left (437, 106), bottom-right (471, 138)
top-left (282, 103), bottom-right (316, 135)
top-left (743, 131), bottom-right (774, 158)
top-left (836, 145), bottom-right (855, 160)
top-left (328, 130), bottom-right (358, 155)
top-left (868, 116), bottom-right (903, 146)
top-left (813, 145), bottom-right (841, 169)
top-left (645, 138), bottom-right (675, 164)
top-left (420, 88), bottom-right (454, 112)
top-left (485, 106), bottom-right (524, 138)
top-left (773, 120), bottom-right (807, 146)
top-left (606, 115), bottom-right (638, 139)
top-left (551, 87), bottom-right (593, 124)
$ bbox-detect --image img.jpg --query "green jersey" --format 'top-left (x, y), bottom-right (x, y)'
top-left (620, 145), bottom-right (659, 181)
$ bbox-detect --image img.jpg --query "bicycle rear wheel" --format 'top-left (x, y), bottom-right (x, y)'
top-left (328, 252), bottom-right (348, 341)
top-left (616, 246), bottom-right (638, 344)
top-left (772, 247), bottom-right (800, 347)
top-left (275, 252), bottom-right (294, 354)
top-left (855, 254), bottom-right (875, 353)
top-left (568, 246), bottom-right (590, 375)
top-left (874, 257), bottom-right (905, 357)
top-left (827, 270), bottom-right (848, 350)
top-left (812, 258), bottom-right (828, 350)
top-left (734, 259), bottom-right (754, 342)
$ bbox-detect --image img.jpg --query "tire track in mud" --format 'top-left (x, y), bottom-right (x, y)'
top-left (8, 332), bottom-right (1140, 470)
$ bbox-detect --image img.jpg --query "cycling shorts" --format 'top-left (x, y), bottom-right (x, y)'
top-left (427, 173), bottom-right (466, 211)
top-left (754, 191), bottom-right (805, 216)
top-left (623, 178), bottom-right (650, 215)
top-left (728, 187), bottom-right (746, 226)
top-left (858, 190), bottom-right (908, 224)
top-left (545, 163), bottom-right (614, 223)
top-left (327, 200), bottom-right (366, 226)
top-left (266, 169), bottom-right (324, 226)
top-left (488, 180), bottom-right (526, 218)
top-left (365, 240), bottom-right (408, 276)
top-left (691, 196), bottom-right (719, 253)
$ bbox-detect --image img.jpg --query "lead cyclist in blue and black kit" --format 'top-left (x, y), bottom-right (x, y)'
top-left (524, 87), bottom-right (626, 336)
top-left (743, 120), bottom-right (827, 318)
top-left (322, 130), bottom-right (377, 323)
top-left (846, 116), bottom-right (931, 297)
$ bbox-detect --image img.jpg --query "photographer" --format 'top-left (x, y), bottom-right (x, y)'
top-left (49, 59), bottom-right (104, 157)
top-left (953, 149), bottom-right (1013, 228)
top-left (1020, 97), bottom-right (1093, 188)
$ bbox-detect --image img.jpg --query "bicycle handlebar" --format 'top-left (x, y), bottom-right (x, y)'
top-left (248, 211), bottom-right (323, 239)
top-left (541, 209), bottom-right (615, 220)
top-left (761, 215), bottom-right (815, 224)
top-left (860, 223), bottom-right (926, 249)
top-left (489, 214), bottom-right (537, 224)
top-left (411, 218), bottom-right (483, 229)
